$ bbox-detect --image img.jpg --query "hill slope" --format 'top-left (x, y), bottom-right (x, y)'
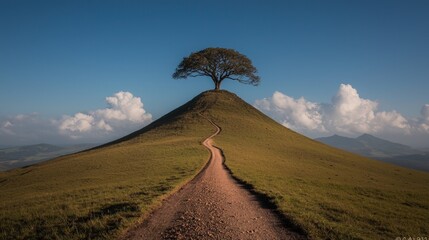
top-left (1, 90), bottom-right (428, 239)
top-left (0, 94), bottom-right (214, 239)
top-left (198, 91), bottom-right (429, 239)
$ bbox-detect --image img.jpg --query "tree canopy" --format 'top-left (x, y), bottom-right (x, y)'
top-left (173, 47), bottom-right (260, 90)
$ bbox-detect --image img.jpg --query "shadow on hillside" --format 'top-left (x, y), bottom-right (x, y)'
top-left (87, 90), bottom-right (221, 151)
top-left (216, 146), bottom-right (308, 238)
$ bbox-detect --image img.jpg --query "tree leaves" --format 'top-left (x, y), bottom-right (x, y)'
top-left (173, 48), bottom-right (260, 90)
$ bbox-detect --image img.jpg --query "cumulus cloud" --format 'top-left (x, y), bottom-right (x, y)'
top-left (58, 91), bottom-right (152, 138)
top-left (255, 84), bottom-right (421, 139)
top-left (326, 84), bottom-right (410, 134)
top-left (0, 91), bottom-right (152, 145)
top-left (96, 92), bottom-right (152, 123)
top-left (255, 92), bottom-right (325, 132)
top-left (60, 113), bottom-right (96, 133)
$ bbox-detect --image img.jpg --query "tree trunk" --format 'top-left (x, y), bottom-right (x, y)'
top-left (214, 81), bottom-right (220, 90)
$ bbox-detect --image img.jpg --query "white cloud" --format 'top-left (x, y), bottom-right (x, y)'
top-left (15, 114), bottom-right (26, 120)
top-left (96, 119), bottom-right (113, 132)
top-left (1, 121), bottom-right (14, 135)
top-left (0, 91), bottom-right (152, 145)
top-left (96, 91), bottom-right (152, 123)
top-left (372, 111), bottom-right (410, 133)
top-left (328, 84), bottom-right (378, 134)
top-left (60, 113), bottom-right (95, 132)
top-left (2, 121), bottom-right (13, 128)
top-left (0, 113), bottom-right (59, 145)
top-left (59, 91), bottom-right (152, 138)
top-left (255, 84), bottom-right (418, 139)
top-left (255, 92), bottom-right (325, 132)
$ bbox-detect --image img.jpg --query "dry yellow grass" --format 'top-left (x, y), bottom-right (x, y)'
top-left (203, 90), bottom-right (429, 239)
top-left (1, 90), bottom-right (428, 239)
top-left (0, 97), bottom-right (212, 239)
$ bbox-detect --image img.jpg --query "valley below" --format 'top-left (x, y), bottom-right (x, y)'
top-left (0, 143), bottom-right (97, 171)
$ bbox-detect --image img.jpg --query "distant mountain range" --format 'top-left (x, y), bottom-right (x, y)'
top-left (0, 143), bottom-right (97, 171)
top-left (315, 134), bottom-right (429, 172)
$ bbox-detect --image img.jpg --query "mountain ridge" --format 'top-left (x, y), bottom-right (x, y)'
top-left (315, 134), bottom-right (429, 172)
top-left (316, 133), bottom-right (421, 158)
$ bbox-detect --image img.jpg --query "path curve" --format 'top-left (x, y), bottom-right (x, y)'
top-left (121, 118), bottom-right (303, 240)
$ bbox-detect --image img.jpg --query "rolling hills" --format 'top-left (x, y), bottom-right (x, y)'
top-left (315, 134), bottom-right (421, 158)
top-left (316, 134), bottom-right (429, 172)
top-left (1, 90), bottom-right (428, 239)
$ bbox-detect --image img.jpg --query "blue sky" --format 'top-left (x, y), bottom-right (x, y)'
top-left (1, 0), bottom-right (428, 147)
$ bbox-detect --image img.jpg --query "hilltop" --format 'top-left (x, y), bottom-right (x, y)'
top-left (1, 90), bottom-right (428, 239)
top-left (193, 91), bottom-right (429, 238)
top-left (0, 92), bottom-right (215, 239)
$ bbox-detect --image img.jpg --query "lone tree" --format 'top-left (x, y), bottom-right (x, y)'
top-left (173, 47), bottom-right (260, 90)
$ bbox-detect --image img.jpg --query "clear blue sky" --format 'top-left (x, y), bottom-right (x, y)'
top-left (1, 0), bottom-right (428, 146)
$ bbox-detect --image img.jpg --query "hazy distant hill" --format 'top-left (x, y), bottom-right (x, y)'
top-left (316, 134), bottom-right (429, 171)
top-left (418, 147), bottom-right (429, 152)
top-left (0, 143), bottom-right (97, 171)
top-left (356, 134), bottom-right (421, 157)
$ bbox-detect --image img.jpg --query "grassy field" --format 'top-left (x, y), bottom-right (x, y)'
top-left (0, 99), bottom-right (213, 239)
top-left (201, 90), bottom-right (429, 239)
top-left (1, 90), bottom-right (428, 239)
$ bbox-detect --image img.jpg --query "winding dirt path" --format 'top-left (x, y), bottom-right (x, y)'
top-left (122, 119), bottom-right (303, 240)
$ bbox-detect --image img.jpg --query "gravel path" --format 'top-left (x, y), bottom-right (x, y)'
top-left (121, 119), bottom-right (304, 240)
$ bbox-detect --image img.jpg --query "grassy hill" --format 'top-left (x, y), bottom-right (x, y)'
top-left (198, 91), bottom-right (429, 239)
top-left (0, 96), bottom-right (214, 239)
top-left (1, 90), bottom-right (428, 239)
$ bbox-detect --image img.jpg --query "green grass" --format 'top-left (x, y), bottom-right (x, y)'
top-left (1, 90), bottom-right (428, 239)
top-left (0, 100), bottom-right (213, 239)
top-left (200, 90), bottom-right (429, 239)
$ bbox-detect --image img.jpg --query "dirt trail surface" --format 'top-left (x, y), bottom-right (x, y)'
top-left (122, 119), bottom-right (303, 240)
